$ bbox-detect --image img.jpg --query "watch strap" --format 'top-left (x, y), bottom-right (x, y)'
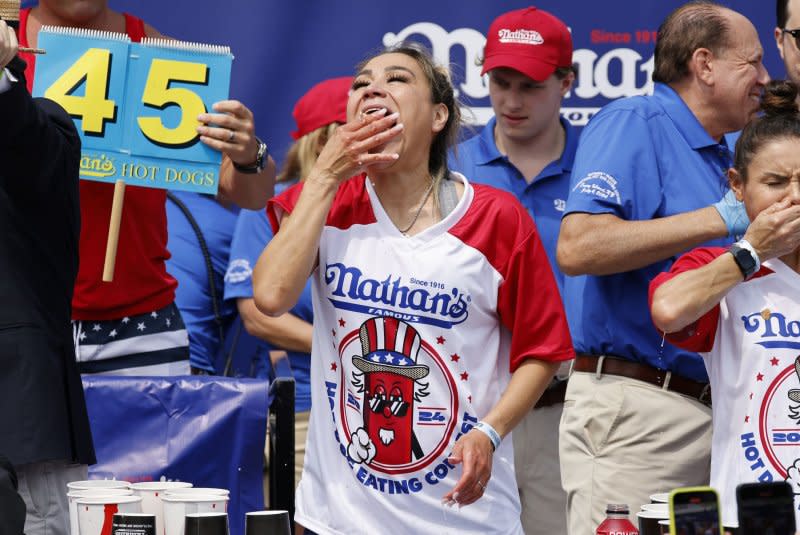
top-left (729, 239), bottom-right (760, 279)
top-left (233, 137), bottom-right (267, 174)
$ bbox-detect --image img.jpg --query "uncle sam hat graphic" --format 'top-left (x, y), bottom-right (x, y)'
top-left (352, 317), bottom-right (430, 380)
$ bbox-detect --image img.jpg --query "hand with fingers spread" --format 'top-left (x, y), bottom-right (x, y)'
top-left (308, 108), bottom-right (404, 184)
top-left (441, 427), bottom-right (494, 507)
top-left (197, 99), bottom-right (259, 165)
top-left (743, 197), bottom-right (800, 262)
top-left (0, 20), bottom-right (18, 70)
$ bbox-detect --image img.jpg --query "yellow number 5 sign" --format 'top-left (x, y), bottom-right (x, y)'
top-left (33, 27), bottom-right (232, 195)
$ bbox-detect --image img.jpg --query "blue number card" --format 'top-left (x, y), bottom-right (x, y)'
top-left (32, 27), bottom-right (233, 195)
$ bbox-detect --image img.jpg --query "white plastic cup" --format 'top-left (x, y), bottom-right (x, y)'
top-left (641, 502), bottom-right (669, 514)
top-left (649, 492), bottom-right (669, 503)
top-left (162, 494), bottom-right (229, 535)
top-left (131, 482), bottom-right (193, 535)
top-left (76, 495), bottom-right (142, 535)
top-left (163, 488), bottom-right (229, 498)
top-left (67, 480), bottom-right (131, 491)
top-left (68, 489), bottom-right (134, 535)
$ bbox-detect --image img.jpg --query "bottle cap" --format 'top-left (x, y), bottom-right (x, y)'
top-left (605, 504), bottom-right (630, 514)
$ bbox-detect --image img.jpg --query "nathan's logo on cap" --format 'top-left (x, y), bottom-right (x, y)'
top-left (497, 28), bottom-right (543, 46)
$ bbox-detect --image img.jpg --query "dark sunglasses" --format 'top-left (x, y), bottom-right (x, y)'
top-left (368, 394), bottom-right (410, 417)
top-left (783, 28), bottom-right (800, 49)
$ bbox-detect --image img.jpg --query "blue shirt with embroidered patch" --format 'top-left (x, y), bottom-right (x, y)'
top-left (449, 116), bottom-right (576, 293)
top-left (225, 187), bottom-right (313, 412)
top-left (563, 82), bottom-right (734, 382)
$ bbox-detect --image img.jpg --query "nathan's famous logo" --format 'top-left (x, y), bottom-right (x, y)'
top-left (324, 263), bottom-right (470, 329)
top-left (742, 309), bottom-right (800, 350)
top-left (80, 153), bottom-right (116, 178)
top-left (338, 316), bottom-right (458, 475)
top-left (497, 28), bottom-right (543, 46)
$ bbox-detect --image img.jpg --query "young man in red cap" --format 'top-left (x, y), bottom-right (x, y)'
top-left (448, 7), bottom-right (575, 534)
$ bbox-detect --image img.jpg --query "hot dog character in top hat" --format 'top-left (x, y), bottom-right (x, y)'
top-left (349, 316), bottom-right (430, 465)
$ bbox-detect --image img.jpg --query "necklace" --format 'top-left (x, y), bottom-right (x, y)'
top-left (398, 179), bottom-right (435, 235)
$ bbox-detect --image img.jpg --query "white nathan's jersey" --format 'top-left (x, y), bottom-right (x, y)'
top-left (657, 249), bottom-right (800, 528)
top-left (268, 173), bottom-right (572, 535)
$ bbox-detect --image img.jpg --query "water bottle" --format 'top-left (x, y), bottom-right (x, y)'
top-left (596, 503), bottom-right (640, 535)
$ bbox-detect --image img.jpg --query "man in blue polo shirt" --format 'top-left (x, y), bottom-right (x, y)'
top-left (449, 7), bottom-right (575, 534)
top-left (556, 3), bottom-right (765, 533)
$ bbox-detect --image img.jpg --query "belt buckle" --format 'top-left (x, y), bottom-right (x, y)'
top-left (698, 384), bottom-right (712, 407)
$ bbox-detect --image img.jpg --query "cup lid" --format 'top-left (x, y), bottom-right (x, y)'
top-left (246, 510), bottom-right (289, 516)
top-left (649, 492), bottom-right (669, 503)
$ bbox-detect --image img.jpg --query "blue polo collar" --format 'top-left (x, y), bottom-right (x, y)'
top-left (472, 115), bottom-right (577, 176)
top-left (653, 82), bottom-right (729, 151)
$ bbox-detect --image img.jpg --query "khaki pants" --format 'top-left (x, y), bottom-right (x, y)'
top-left (559, 371), bottom-right (711, 534)
top-left (17, 461), bottom-right (87, 535)
top-left (513, 402), bottom-right (567, 535)
top-left (295, 410), bottom-right (310, 486)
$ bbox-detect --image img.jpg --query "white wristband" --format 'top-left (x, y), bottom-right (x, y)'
top-left (473, 421), bottom-right (501, 451)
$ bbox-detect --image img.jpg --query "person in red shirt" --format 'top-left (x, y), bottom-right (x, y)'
top-left (18, 0), bottom-right (275, 378)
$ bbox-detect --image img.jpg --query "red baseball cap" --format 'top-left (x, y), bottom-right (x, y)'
top-left (481, 7), bottom-right (573, 82)
top-left (291, 76), bottom-right (353, 140)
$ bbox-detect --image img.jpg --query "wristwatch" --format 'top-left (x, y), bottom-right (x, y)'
top-left (729, 239), bottom-right (760, 279)
top-left (232, 137), bottom-right (268, 174)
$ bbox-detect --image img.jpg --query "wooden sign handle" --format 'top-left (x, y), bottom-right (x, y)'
top-left (102, 179), bottom-right (126, 282)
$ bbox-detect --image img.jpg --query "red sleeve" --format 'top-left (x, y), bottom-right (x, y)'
top-left (498, 225), bottom-right (574, 372)
top-left (648, 247), bottom-right (726, 352)
top-left (449, 185), bottom-right (573, 371)
top-left (266, 182), bottom-right (304, 234)
top-left (266, 175), bottom-right (374, 234)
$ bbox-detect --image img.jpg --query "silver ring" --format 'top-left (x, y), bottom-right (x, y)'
top-left (477, 480), bottom-right (486, 490)
top-left (227, 129), bottom-right (235, 142)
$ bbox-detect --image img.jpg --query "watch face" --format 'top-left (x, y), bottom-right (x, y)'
top-left (732, 245), bottom-right (756, 277)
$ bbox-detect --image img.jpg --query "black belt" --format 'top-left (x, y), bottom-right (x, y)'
top-left (573, 354), bottom-right (711, 407)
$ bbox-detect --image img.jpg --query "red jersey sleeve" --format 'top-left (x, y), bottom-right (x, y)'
top-left (498, 225), bottom-right (574, 371)
top-left (648, 247), bottom-right (726, 352)
top-left (266, 182), bottom-right (304, 234)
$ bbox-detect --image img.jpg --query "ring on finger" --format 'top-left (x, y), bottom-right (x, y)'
top-left (477, 480), bottom-right (486, 490)
top-left (227, 129), bottom-right (235, 142)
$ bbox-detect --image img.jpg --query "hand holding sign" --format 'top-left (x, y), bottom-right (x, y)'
top-left (33, 27), bottom-right (232, 280)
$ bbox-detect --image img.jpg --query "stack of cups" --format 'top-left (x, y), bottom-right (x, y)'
top-left (130, 481), bottom-right (193, 535)
top-left (244, 511), bottom-right (291, 535)
top-left (75, 495), bottom-right (143, 535)
top-left (161, 488), bottom-right (230, 535)
top-left (636, 493), bottom-right (670, 535)
top-left (67, 480), bottom-right (132, 535)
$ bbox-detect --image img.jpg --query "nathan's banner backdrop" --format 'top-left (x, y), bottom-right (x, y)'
top-left (77, 0), bottom-right (776, 169)
top-left (32, 27), bottom-right (232, 195)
